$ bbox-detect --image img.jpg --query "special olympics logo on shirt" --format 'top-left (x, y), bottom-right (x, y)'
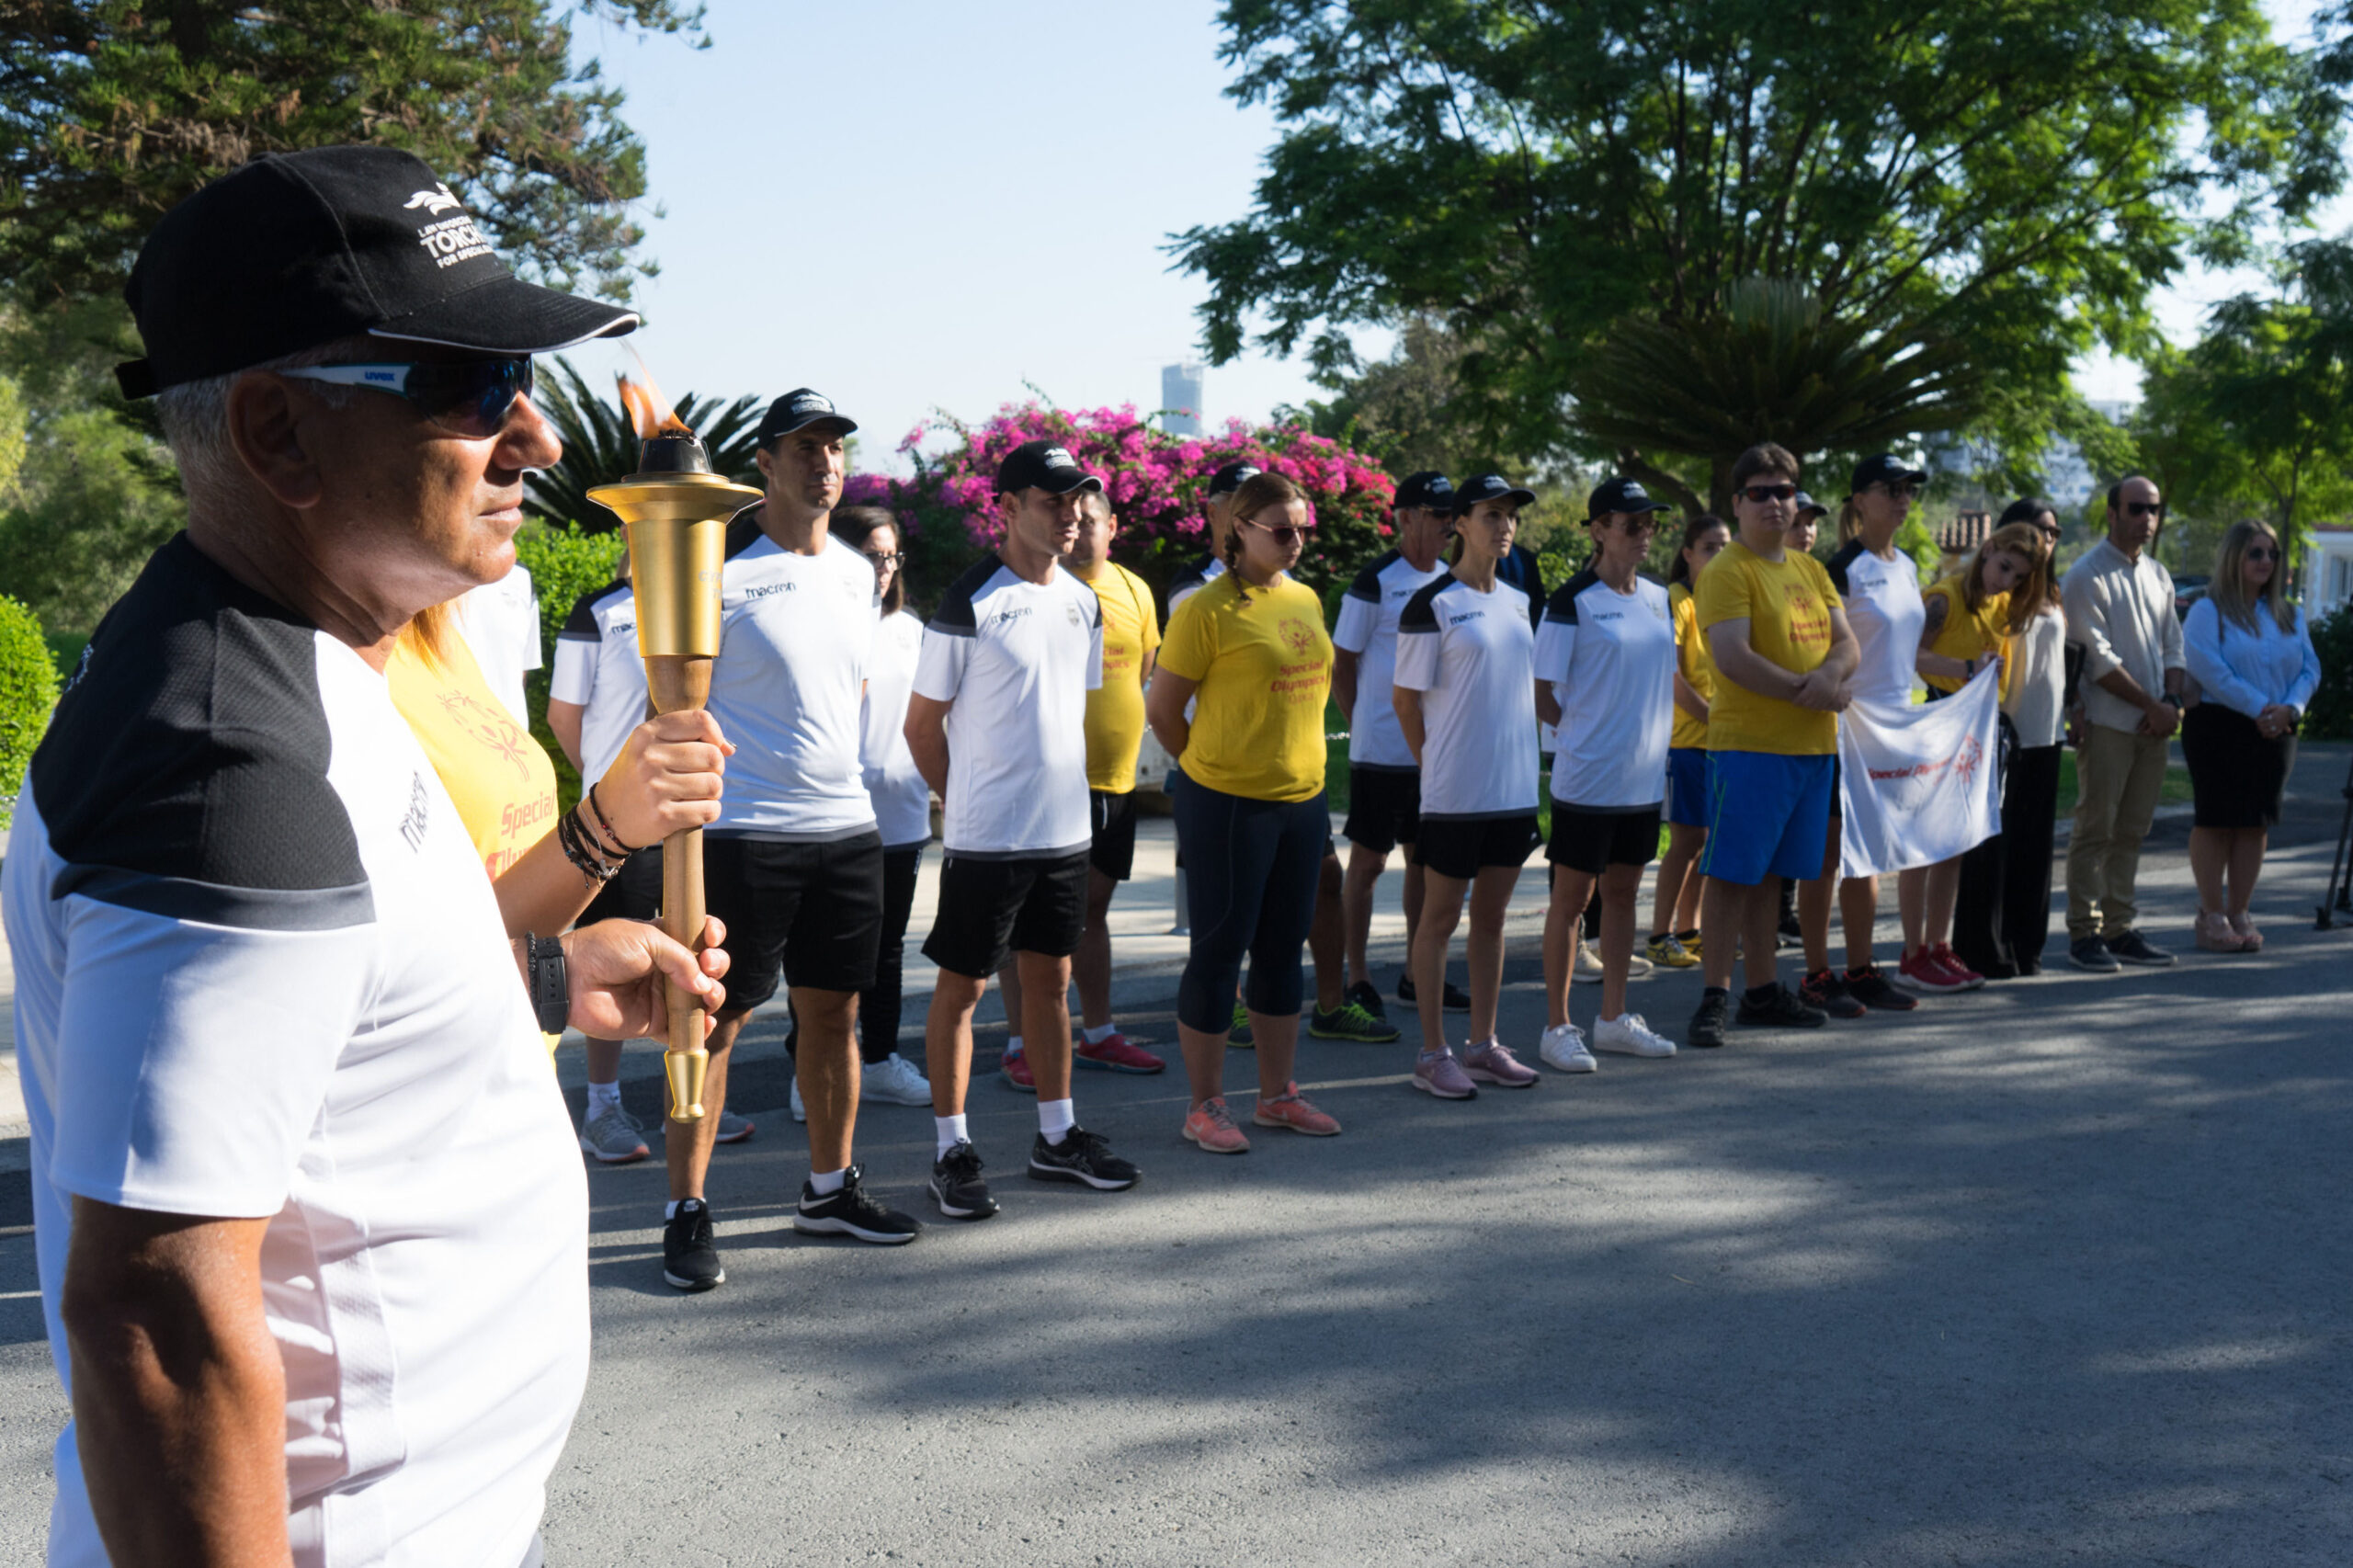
top-left (1278, 617), bottom-right (1317, 656)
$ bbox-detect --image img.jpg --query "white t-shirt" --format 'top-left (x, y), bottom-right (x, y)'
top-left (1165, 553), bottom-right (1226, 615)
top-left (863, 608), bottom-right (933, 848)
top-left (3, 537), bottom-right (585, 1568)
top-left (453, 564), bottom-right (542, 727)
top-left (1392, 574), bottom-right (1540, 818)
top-left (1536, 568), bottom-right (1677, 809)
top-left (707, 514), bottom-right (881, 840)
top-left (914, 557), bottom-right (1102, 857)
top-left (549, 576), bottom-right (647, 788)
top-left (2006, 605), bottom-right (2069, 749)
top-left (1826, 540), bottom-right (1924, 708)
top-left (1333, 548), bottom-right (1452, 771)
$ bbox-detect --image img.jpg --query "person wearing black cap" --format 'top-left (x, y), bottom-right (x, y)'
top-left (12, 146), bottom-right (727, 1568)
top-left (906, 439), bottom-right (1142, 1219)
top-left (1332, 470), bottom-right (1460, 1025)
top-left (666, 386), bottom-right (923, 1290)
top-left (1167, 459), bottom-right (1263, 615)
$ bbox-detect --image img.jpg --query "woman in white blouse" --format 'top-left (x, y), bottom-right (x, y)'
top-left (2180, 520), bottom-right (2322, 952)
top-left (1952, 499), bottom-right (2069, 977)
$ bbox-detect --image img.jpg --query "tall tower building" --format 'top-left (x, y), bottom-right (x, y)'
top-left (1161, 362), bottom-right (1204, 436)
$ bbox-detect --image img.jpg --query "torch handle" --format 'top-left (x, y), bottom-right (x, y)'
top-left (646, 653), bottom-right (713, 1121)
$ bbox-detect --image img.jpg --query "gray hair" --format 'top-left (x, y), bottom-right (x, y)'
top-left (155, 336), bottom-right (377, 516)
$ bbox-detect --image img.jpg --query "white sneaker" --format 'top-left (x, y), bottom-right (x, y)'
top-left (1625, 951), bottom-right (1654, 980)
top-left (579, 1103), bottom-right (649, 1165)
top-left (1593, 1012), bottom-right (1677, 1057)
top-left (1572, 941), bottom-right (1606, 984)
top-left (1540, 1023), bottom-right (1597, 1073)
top-left (790, 1078), bottom-right (806, 1124)
top-left (861, 1051), bottom-right (932, 1106)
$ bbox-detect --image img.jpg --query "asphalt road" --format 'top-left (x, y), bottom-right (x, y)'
top-left (1, 746), bottom-right (2348, 1566)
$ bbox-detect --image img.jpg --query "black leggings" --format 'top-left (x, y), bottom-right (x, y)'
top-left (784, 842), bottom-right (923, 1064)
top-left (1172, 768), bottom-right (1328, 1033)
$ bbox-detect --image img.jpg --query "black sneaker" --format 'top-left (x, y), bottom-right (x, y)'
top-left (1396, 974), bottom-right (1474, 1013)
top-left (1310, 999), bottom-right (1401, 1042)
top-left (1736, 983), bottom-right (1828, 1029)
top-left (2069, 935), bottom-right (2120, 973)
top-left (1028, 1126), bottom-right (1141, 1191)
top-left (1843, 965), bottom-right (1918, 1011)
top-left (1343, 979), bottom-right (1389, 1020)
top-left (1687, 989), bottom-right (1731, 1048)
top-left (1798, 968), bottom-right (1868, 1019)
top-left (2104, 929), bottom-right (2176, 968)
top-left (794, 1165), bottom-right (921, 1244)
top-left (928, 1141), bottom-right (999, 1221)
top-left (662, 1199), bottom-right (724, 1292)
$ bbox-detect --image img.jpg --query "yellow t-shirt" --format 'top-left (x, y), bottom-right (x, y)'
top-left (388, 630), bottom-right (560, 880)
top-left (1694, 540), bottom-right (1843, 756)
top-left (1080, 562), bottom-right (1160, 793)
top-left (1157, 571), bottom-right (1333, 802)
top-left (1921, 574), bottom-right (2013, 702)
top-left (1668, 580), bottom-right (1715, 752)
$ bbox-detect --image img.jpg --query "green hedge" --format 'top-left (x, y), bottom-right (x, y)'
top-left (0, 593), bottom-right (60, 829)
top-left (513, 521), bottom-right (626, 810)
top-left (2307, 607), bottom-right (2353, 741)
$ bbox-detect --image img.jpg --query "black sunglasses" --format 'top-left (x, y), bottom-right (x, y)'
top-left (279, 357), bottom-right (535, 439)
top-left (1740, 483), bottom-right (1798, 503)
top-left (2123, 500), bottom-right (2164, 517)
top-left (2245, 546), bottom-right (2279, 561)
top-left (1243, 517), bottom-right (1316, 545)
top-left (864, 550), bottom-right (904, 568)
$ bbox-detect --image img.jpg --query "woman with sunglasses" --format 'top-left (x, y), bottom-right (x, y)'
top-left (1147, 471), bottom-right (1342, 1153)
top-left (1650, 513), bottom-right (1731, 970)
top-left (2180, 521), bottom-right (2321, 951)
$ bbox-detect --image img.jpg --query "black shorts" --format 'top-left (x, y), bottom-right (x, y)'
top-left (1089, 790), bottom-right (1139, 882)
top-left (702, 831), bottom-right (885, 1014)
top-left (577, 846), bottom-right (662, 926)
top-left (1343, 766), bottom-right (1420, 854)
top-left (922, 849), bottom-right (1090, 979)
top-left (1415, 814), bottom-right (1540, 881)
top-left (1547, 803), bottom-right (1662, 875)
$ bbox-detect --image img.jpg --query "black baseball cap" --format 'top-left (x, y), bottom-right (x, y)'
top-left (1849, 453), bottom-right (1928, 494)
top-left (997, 438), bottom-right (1104, 496)
top-left (1394, 471), bottom-right (1455, 511)
top-left (1585, 474), bottom-right (1668, 521)
top-left (116, 145), bottom-right (637, 399)
top-left (1206, 460), bottom-right (1263, 495)
top-left (756, 388), bottom-right (857, 443)
top-left (1793, 491), bottom-right (1830, 519)
top-left (1453, 472), bottom-right (1537, 515)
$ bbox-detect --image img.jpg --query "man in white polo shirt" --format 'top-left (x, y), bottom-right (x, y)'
top-left (907, 439), bottom-right (1142, 1220)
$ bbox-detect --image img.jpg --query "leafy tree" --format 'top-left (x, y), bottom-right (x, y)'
top-left (0, 1), bottom-right (705, 306)
top-left (1176, 0), bottom-right (2342, 486)
top-left (526, 358), bottom-right (763, 530)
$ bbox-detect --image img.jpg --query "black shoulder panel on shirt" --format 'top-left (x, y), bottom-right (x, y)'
top-left (723, 506), bottom-right (767, 561)
top-left (1544, 567), bottom-right (1602, 624)
top-left (929, 556), bottom-right (1002, 636)
top-left (1346, 550), bottom-right (1401, 600)
top-left (560, 578), bottom-right (627, 639)
top-left (1825, 539), bottom-right (1864, 597)
top-left (28, 535), bottom-right (373, 926)
top-left (1398, 574), bottom-right (1450, 631)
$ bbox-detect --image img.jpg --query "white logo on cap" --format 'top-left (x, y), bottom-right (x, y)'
top-left (1429, 478), bottom-right (1452, 493)
top-left (1622, 482), bottom-right (1650, 501)
top-left (404, 185), bottom-right (463, 216)
top-left (791, 392), bottom-right (835, 415)
top-left (1042, 447), bottom-right (1077, 470)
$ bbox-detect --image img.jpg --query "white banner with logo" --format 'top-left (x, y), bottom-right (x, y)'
top-left (1837, 666), bottom-right (2003, 880)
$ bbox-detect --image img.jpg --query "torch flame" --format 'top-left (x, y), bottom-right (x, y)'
top-left (616, 352), bottom-right (692, 440)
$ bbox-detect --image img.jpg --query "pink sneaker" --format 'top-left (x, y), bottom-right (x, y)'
top-left (1412, 1047), bottom-right (1479, 1099)
top-left (1074, 1031), bottom-right (1165, 1074)
top-left (1461, 1040), bottom-right (1539, 1087)
top-left (1252, 1082), bottom-right (1341, 1136)
top-left (1931, 943), bottom-right (1986, 990)
top-left (1183, 1096), bottom-right (1250, 1154)
top-left (1000, 1046), bottom-right (1035, 1094)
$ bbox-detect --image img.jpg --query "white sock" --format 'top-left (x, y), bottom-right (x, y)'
top-left (1083, 1023), bottom-right (1117, 1045)
top-left (935, 1114), bottom-right (969, 1158)
top-left (586, 1081), bottom-right (621, 1113)
top-left (808, 1166), bottom-right (847, 1196)
top-left (1006, 1035), bottom-right (1024, 1058)
top-left (1039, 1097), bottom-right (1075, 1144)
top-left (665, 1198), bottom-right (700, 1221)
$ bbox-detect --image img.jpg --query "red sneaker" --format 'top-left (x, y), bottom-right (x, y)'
top-left (1252, 1082), bottom-right (1341, 1136)
top-left (1930, 943), bottom-right (1987, 990)
top-left (1000, 1046), bottom-right (1036, 1094)
top-left (1895, 947), bottom-right (1969, 995)
top-left (1074, 1031), bottom-right (1165, 1074)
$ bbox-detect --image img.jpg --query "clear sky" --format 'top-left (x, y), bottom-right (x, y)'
top-left (570, 1), bottom-right (2346, 464)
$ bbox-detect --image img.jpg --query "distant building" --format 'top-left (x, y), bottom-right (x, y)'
top-left (2306, 523), bottom-right (2353, 618)
top-left (1162, 362), bottom-right (1203, 437)
top-left (1937, 508), bottom-right (1995, 575)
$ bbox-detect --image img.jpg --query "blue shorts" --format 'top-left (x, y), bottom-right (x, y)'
top-left (1699, 751), bottom-right (1835, 886)
top-left (1666, 747), bottom-right (1710, 828)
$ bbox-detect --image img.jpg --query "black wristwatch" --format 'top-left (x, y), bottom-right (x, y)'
top-left (2159, 693), bottom-right (2182, 709)
top-left (525, 934), bottom-right (569, 1034)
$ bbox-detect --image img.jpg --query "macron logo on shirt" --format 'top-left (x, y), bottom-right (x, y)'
top-left (743, 582), bottom-right (795, 601)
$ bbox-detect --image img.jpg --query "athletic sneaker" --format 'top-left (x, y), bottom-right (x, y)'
top-left (662, 1199), bottom-right (723, 1292)
top-left (1646, 932), bottom-right (1699, 969)
top-left (1462, 1040), bottom-right (1540, 1086)
top-left (1572, 940), bottom-right (1606, 983)
top-left (1412, 1046), bottom-right (1479, 1099)
top-left (1627, 951), bottom-right (1655, 979)
top-left (1592, 1013), bottom-right (1677, 1057)
top-left (928, 1140), bottom-right (998, 1221)
top-left (1229, 1002), bottom-right (1255, 1049)
top-left (1539, 1022), bottom-right (1597, 1073)
top-left (1931, 943), bottom-right (1987, 990)
top-left (862, 1051), bottom-right (933, 1105)
top-left (2105, 929), bottom-right (2176, 968)
top-left (1844, 964), bottom-right (1918, 1011)
top-left (1001, 1044), bottom-right (1036, 1093)
top-left (580, 1104), bottom-right (649, 1165)
top-left (1397, 974), bottom-right (1473, 1013)
top-left (2069, 935), bottom-right (2120, 972)
top-left (1735, 984), bottom-right (1827, 1029)
top-left (1184, 1096), bottom-right (1251, 1154)
top-left (1778, 911), bottom-right (1804, 947)
top-left (1676, 927), bottom-right (1704, 960)
top-left (1253, 1083), bottom-right (1342, 1135)
top-left (790, 1079), bottom-right (805, 1123)
top-left (1029, 1127), bottom-right (1141, 1190)
top-left (715, 1108), bottom-right (754, 1143)
top-left (1896, 947), bottom-right (1972, 995)
top-left (1344, 979), bottom-right (1390, 1019)
top-left (1310, 1000), bottom-right (1401, 1043)
top-left (1686, 990), bottom-right (1731, 1048)
top-left (793, 1165), bottom-right (921, 1244)
top-left (1798, 968), bottom-right (1869, 1019)
top-left (1074, 1032), bottom-right (1165, 1074)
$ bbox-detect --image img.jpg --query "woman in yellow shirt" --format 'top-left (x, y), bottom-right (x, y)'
top-left (1146, 472), bottom-right (1341, 1154)
top-left (1901, 521), bottom-right (2045, 990)
top-left (1652, 513), bottom-right (1729, 967)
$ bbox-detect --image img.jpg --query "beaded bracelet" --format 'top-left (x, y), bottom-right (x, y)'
top-left (556, 805), bottom-right (621, 884)
top-left (584, 781), bottom-right (641, 860)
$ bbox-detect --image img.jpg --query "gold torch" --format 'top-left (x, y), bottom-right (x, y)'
top-left (588, 377), bottom-right (760, 1123)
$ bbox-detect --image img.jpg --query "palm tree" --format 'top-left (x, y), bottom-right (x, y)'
top-left (525, 358), bottom-right (766, 530)
top-left (1568, 278), bottom-right (1983, 515)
